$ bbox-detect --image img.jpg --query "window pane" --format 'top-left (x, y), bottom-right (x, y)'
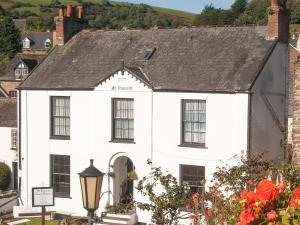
top-left (180, 164), bottom-right (205, 195)
top-left (51, 97), bottom-right (70, 137)
top-left (113, 99), bottom-right (134, 140)
top-left (182, 100), bottom-right (206, 145)
top-left (50, 155), bottom-right (70, 197)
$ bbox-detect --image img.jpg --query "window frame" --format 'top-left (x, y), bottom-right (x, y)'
top-left (50, 96), bottom-right (70, 140)
top-left (179, 164), bottom-right (205, 195)
top-left (111, 98), bottom-right (134, 143)
top-left (23, 38), bottom-right (30, 49)
top-left (180, 99), bottom-right (206, 148)
top-left (50, 154), bottom-right (71, 198)
top-left (11, 129), bottom-right (18, 150)
top-left (44, 39), bottom-right (51, 49)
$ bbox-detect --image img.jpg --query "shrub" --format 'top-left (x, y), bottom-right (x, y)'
top-left (0, 162), bottom-right (11, 191)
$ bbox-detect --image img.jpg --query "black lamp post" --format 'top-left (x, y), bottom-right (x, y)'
top-left (78, 159), bottom-right (105, 225)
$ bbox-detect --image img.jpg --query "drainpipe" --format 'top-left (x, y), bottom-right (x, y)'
top-left (25, 91), bottom-right (29, 206)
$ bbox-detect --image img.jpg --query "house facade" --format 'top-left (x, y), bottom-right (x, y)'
top-left (16, 1), bottom-right (289, 223)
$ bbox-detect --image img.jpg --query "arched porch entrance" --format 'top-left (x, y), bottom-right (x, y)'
top-left (113, 156), bottom-right (135, 205)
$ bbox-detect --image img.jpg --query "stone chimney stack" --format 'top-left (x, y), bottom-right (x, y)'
top-left (268, 0), bottom-right (289, 43)
top-left (53, 5), bottom-right (86, 46)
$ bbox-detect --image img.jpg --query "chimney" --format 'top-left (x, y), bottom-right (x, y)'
top-left (67, 4), bottom-right (73, 17)
top-left (267, 0), bottom-right (289, 43)
top-left (53, 5), bottom-right (86, 46)
top-left (77, 6), bottom-right (84, 19)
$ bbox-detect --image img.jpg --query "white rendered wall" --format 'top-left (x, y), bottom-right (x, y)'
top-left (0, 127), bottom-right (18, 189)
top-left (19, 70), bottom-right (249, 223)
top-left (152, 92), bottom-right (249, 186)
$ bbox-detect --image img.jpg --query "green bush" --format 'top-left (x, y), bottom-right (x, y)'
top-left (0, 162), bottom-right (11, 191)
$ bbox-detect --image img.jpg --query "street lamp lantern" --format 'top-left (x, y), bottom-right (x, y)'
top-left (78, 159), bottom-right (105, 224)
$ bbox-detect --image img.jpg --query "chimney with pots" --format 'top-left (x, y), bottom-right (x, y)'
top-left (53, 4), bottom-right (86, 46)
top-left (267, 0), bottom-right (289, 43)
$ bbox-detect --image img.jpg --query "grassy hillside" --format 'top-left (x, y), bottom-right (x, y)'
top-left (0, 0), bottom-right (195, 24)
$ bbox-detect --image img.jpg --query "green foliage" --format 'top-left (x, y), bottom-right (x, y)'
top-left (235, 0), bottom-right (270, 25)
top-left (0, 16), bottom-right (21, 58)
top-left (106, 201), bottom-right (135, 214)
top-left (0, 53), bottom-right (10, 72)
top-left (213, 153), bottom-right (274, 193)
top-left (200, 153), bottom-right (300, 224)
top-left (193, 0), bottom-right (247, 26)
top-left (136, 161), bottom-right (187, 225)
top-left (0, 5), bottom-right (9, 19)
top-left (85, 2), bottom-right (187, 30)
top-left (193, 5), bottom-right (234, 26)
top-left (26, 16), bottom-right (54, 31)
top-left (0, 162), bottom-right (11, 191)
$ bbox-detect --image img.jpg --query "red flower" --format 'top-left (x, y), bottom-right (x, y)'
top-left (289, 187), bottom-right (300, 208)
top-left (239, 209), bottom-right (258, 224)
top-left (256, 179), bottom-right (278, 201)
top-left (266, 210), bottom-right (277, 221)
top-left (192, 193), bottom-right (199, 203)
top-left (240, 190), bottom-right (258, 206)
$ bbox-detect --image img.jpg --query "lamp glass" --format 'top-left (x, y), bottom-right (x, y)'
top-left (80, 177), bottom-right (87, 208)
top-left (86, 176), bottom-right (97, 209)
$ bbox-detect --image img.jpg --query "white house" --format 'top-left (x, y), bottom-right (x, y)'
top-left (16, 1), bottom-right (289, 223)
top-left (0, 98), bottom-right (18, 190)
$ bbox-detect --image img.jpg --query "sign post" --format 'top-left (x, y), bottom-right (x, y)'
top-left (32, 187), bottom-right (54, 225)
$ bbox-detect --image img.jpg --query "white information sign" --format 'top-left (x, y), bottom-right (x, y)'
top-left (32, 187), bottom-right (54, 207)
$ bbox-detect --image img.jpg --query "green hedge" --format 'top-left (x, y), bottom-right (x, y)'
top-left (0, 162), bottom-right (11, 191)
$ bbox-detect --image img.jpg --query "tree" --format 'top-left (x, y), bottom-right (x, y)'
top-left (0, 162), bottom-right (11, 191)
top-left (231, 0), bottom-right (247, 18)
top-left (136, 161), bottom-right (188, 225)
top-left (0, 16), bottom-right (21, 58)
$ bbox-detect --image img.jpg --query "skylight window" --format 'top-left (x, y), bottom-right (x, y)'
top-left (138, 48), bottom-right (156, 60)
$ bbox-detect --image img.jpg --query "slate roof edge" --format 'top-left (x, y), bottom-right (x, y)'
top-left (17, 87), bottom-right (251, 93)
top-left (18, 87), bottom-right (94, 91)
top-left (249, 39), bottom-right (279, 90)
top-left (17, 45), bottom-right (58, 90)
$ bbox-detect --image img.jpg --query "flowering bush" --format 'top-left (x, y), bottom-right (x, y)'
top-left (196, 154), bottom-right (300, 225)
top-left (236, 179), bottom-right (300, 225)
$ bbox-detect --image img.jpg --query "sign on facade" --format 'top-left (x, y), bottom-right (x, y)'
top-left (32, 187), bottom-right (54, 207)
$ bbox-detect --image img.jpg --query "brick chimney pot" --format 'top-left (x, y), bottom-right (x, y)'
top-left (67, 4), bottom-right (73, 17)
top-left (77, 6), bottom-right (84, 19)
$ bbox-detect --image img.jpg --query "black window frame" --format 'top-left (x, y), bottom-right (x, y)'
top-left (179, 164), bottom-right (205, 195)
top-left (50, 154), bottom-right (71, 198)
top-left (50, 96), bottom-right (70, 140)
top-left (11, 129), bottom-right (17, 150)
top-left (181, 99), bottom-right (206, 148)
top-left (111, 98), bottom-right (134, 143)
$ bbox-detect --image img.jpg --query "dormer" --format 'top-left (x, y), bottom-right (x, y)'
top-left (14, 58), bottom-right (38, 80)
top-left (14, 61), bottom-right (28, 80)
top-left (22, 37), bottom-right (31, 49)
top-left (44, 38), bottom-right (52, 49)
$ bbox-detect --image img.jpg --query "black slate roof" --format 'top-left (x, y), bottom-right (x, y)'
top-left (21, 32), bottom-right (53, 51)
top-left (19, 26), bottom-right (276, 92)
top-left (0, 54), bottom-right (45, 81)
top-left (0, 99), bottom-right (17, 127)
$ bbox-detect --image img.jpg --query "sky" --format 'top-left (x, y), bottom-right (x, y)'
top-left (123, 0), bottom-right (236, 13)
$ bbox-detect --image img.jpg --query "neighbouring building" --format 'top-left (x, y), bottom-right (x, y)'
top-left (16, 1), bottom-right (289, 223)
top-left (0, 98), bottom-right (18, 190)
top-left (0, 4), bottom-right (82, 192)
